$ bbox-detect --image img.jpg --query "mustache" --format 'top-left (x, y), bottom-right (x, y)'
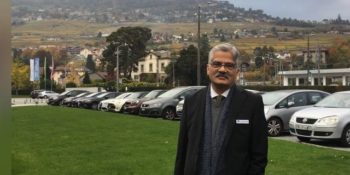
top-left (215, 72), bottom-right (229, 79)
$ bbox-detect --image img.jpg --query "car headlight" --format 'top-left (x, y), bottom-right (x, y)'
top-left (316, 116), bottom-right (339, 126)
top-left (176, 105), bottom-right (183, 111)
top-left (149, 103), bottom-right (161, 108)
top-left (289, 115), bottom-right (297, 124)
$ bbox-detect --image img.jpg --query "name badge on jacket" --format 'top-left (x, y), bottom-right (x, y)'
top-left (236, 119), bottom-right (249, 124)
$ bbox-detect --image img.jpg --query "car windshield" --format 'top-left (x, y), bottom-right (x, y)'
top-left (262, 91), bottom-right (290, 105)
top-left (86, 92), bottom-right (99, 97)
top-left (314, 93), bottom-right (350, 108)
top-left (76, 92), bottom-right (89, 97)
top-left (96, 92), bottom-right (109, 98)
top-left (115, 93), bottom-right (131, 99)
top-left (158, 88), bottom-right (186, 98)
top-left (60, 91), bottom-right (70, 95)
top-left (144, 91), bottom-right (162, 98)
top-left (126, 92), bottom-right (145, 99)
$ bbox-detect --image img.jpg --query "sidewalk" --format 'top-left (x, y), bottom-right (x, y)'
top-left (11, 98), bottom-right (48, 107)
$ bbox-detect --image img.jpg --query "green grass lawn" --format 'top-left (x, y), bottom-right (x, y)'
top-left (12, 106), bottom-right (350, 175)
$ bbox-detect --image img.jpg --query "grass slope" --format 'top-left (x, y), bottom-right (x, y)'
top-left (12, 106), bottom-right (350, 175)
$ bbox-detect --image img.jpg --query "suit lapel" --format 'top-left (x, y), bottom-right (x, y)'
top-left (221, 86), bottom-right (246, 149)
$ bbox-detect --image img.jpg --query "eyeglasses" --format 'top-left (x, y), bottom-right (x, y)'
top-left (210, 61), bottom-right (237, 71)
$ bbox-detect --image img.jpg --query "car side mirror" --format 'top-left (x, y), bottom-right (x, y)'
top-left (179, 96), bottom-right (185, 101)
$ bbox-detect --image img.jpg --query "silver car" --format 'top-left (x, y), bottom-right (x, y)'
top-left (289, 91), bottom-right (350, 147)
top-left (262, 89), bottom-right (329, 136)
top-left (139, 86), bottom-right (205, 120)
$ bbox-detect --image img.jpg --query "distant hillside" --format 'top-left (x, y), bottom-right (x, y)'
top-left (13, 0), bottom-right (346, 27)
top-left (12, 0), bottom-right (206, 9)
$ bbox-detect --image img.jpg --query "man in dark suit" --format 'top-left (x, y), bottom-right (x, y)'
top-left (174, 43), bottom-right (268, 175)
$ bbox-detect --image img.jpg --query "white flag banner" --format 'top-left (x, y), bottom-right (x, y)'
top-left (34, 57), bottom-right (40, 81)
top-left (30, 59), bottom-right (34, 81)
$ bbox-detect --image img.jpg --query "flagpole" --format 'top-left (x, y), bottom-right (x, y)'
top-left (51, 56), bottom-right (54, 91)
top-left (44, 57), bottom-right (47, 90)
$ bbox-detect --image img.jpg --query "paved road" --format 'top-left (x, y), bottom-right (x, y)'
top-left (11, 98), bottom-right (48, 107)
top-left (272, 134), bottom-right (350, 152)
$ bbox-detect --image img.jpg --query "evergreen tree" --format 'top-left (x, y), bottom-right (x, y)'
top-left (82, 71), bottom-right (92, 84)
top-left (85, 54), bottom-right (96, 73)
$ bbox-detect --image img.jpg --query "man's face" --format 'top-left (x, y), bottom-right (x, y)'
top-left (207, 51), bottom-right (239, 89)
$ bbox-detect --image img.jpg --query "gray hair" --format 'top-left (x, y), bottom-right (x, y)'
top-left (208, 43), bottom-right (240, 66)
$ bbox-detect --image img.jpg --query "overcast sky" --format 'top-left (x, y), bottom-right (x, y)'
top-left (228, 0), bottom-right (350, 21)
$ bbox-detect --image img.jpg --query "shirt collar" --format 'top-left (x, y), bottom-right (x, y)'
top-left (210, 84), bottom-right (230, 98)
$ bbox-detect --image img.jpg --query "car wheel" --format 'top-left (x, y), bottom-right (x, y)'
top-left (91, 103), bottom-right (98, 110)
top-left (267, 118), bottom-right (282, 136)
top-left (297, 136), bottom-right (311, 142)
top-left (162, 107), bottom-right (176, 120)
top-left (340, 125), bottom-right (350, 147)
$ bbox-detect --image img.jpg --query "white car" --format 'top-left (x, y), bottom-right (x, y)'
top-left (38, 90), bottom-right (59, 99)
top-left (106, 92), bottom-right (148, 112)
top-left (99, 93), bottom-right (131, 111)
top-left (289, 91), bottom-right (350, 147)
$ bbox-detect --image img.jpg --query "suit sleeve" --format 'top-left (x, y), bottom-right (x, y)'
top-left (248, 95), bottom-right (268, 175)
top-left (174, 97), bottom-right (189, 175)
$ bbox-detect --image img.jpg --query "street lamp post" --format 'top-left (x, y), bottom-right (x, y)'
top-left (172, 59), bottom-right (176, 87)
top-left (113, 42), bottom-right (128, 93)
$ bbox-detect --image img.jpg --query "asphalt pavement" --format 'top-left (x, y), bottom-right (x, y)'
top-left (11, 98), bottom-right (48, 107)
top-left (272, 133), bottom-right (350, 152)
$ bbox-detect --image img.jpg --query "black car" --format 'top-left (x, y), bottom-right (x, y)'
top-left (79, 92), bottom-right (120, 110)
top-left (30, 89), bottom-right (45, 99)
top-left (61, 92), bottom-right (93, 107)
top-left (47, 90), bottom-right (87, 106)
top-left (70, 92), bottom-right (106, 107)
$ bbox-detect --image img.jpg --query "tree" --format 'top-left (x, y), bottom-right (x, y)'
top-left (328, 38), bottom-right (350, 68)
top-left (82, 71), bottom-right (92, 84)
top-left (165, 45), bottom-right (197, 85)
top-left (85, 54), bottom-right (96, 73)
top-left (102, 26), bottom-right (152, 80)
top-left (97, 31), bottom-right (102, 38)
top-left (11, 60), bottom-right (30, 95)
top-left (255, 56), bottom-right (263, 68)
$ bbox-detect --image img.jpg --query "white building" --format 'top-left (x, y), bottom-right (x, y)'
top-left (278, 68), bottom-right (350, 86)
top-left (131, 50), bottom-right (173, 83)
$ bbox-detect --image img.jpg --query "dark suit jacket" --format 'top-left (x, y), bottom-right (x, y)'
top-left (174, 85), bottom-right (268, 175)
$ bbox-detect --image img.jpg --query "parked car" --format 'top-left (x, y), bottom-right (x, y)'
top-left (99, 93), bottom-right (132, 111)
top-left (80, 92), bottom-right (119, 110)
top-left (176, 99), bottom-right (185, 118)
top-left (123, 90), bottom-right (166, 114)
top-left (106, 91), bottom-right (148, 112)
top-left (139, 86), bottom-right (205, 120)
top-left (47, 90), bottom-right (87, 106)
top-left (262, 89), bottom-right (329, 136)
top-left (175, 88), bottom-right (263, 119)
top-left (289, 91), bottom-right (350, 147)
top-left (61, 92), bottom-right (93, 107)
top-left (37, 90), bottom-right (59, 99)
top-left (30, 89), bottom-right (45, 99)
top-left (70, 92), bottom-right (105, 107)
